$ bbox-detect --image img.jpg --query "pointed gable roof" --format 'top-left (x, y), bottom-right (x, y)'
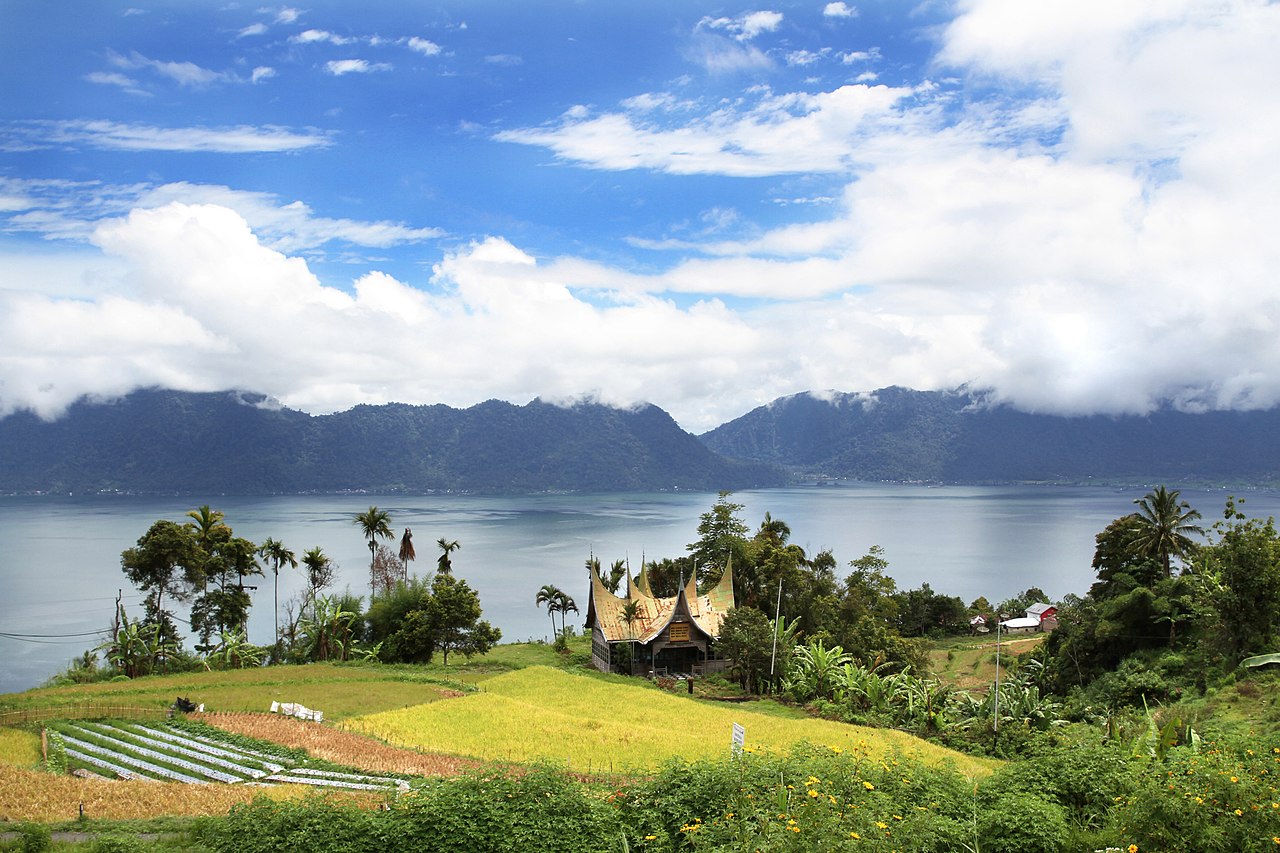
top-left (586, 557), bottom-right (735, 644)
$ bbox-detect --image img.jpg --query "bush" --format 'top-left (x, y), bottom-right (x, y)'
top-left (976, 792), bottom-right (1068, 853)
top-left (90, 836), bottom-right (144, 853)
top-left (17, 823), bottom-right (50, 853)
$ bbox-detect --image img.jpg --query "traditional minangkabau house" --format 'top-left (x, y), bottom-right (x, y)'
top-left (585, 560), bottom-right (735, 676)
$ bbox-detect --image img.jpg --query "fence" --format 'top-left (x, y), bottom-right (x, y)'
top-left (0, 704), bottom-right (169, 726)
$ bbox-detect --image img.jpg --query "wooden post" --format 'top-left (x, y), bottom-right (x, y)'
top-left (41, 728), bottom-right (48, 762)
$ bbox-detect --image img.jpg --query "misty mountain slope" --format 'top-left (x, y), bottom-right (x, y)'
top-left (700, 387), bottom-right (1280, 485)
top-left (0, 389), bottom-right (785, 495)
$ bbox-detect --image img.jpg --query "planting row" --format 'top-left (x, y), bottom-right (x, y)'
top-left (49, 721), bottom-right (408, 791)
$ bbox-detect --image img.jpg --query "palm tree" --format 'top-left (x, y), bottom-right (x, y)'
top-left (185, 504), bottom-right (228, 590)
top-left (536, 584), bottom-right (562, 640)
top-left (398, 528), bottom-right (416, 583)
top-left (300, 546), bottom-right (333, 604)
top-left (436, 537), bottom-right (460, 574)
top-left (258, 537), bottom-right (297, 650)
top-left (554, 590), bottom-right (579, 638)
top-left (1130, 486), bottom-right (1205, 577)
top-left (353, 506), bottom-right (393, 586)
top-left (620, 599), bottom-right (642, 674)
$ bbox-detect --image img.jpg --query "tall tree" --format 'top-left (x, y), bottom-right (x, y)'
top-left (536, 583), bottom-right (562, 640)
top-left (620, 599), bottom-right (642, 674)
top-left (120, 520), bottom-right (203, 654)
top-left (436, 537), bottom-right (461, 574)
top-left (554, 590), bottom-right (579, 638)
top-left (353, 506), bottom-right (393, 588)
top-left (427, 573), bottom-right (501, 665)
top-left (687, 491), bottom-right (749, 587)
top-left (258, 537), bottom-right (297, 650)
top-left (300, 546), bottom-right (334, 603)
top-left (1130, 486), bottom-right (1205, 577)
top-left (398, 528), bottom-right (416, 582)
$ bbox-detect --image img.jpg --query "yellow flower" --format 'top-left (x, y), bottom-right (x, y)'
top-left (1128, 845), bottom-right (1138, 853)
top-left (789, 826), bottom-right (800, 833)
top-left (849, 832), bottom-right (860, 839)
top-left (644, 836), bottom-right (656, 841)
top-left (1235, 809), bottom-right (1244, 816)
top-left (863, 781), bottom-right (875, 791)
top-left (808, 789), bottom-right (820, 798)
top-left (875, 821), bottom-right (888, 830)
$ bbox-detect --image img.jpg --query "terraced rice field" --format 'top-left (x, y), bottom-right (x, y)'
top-left (49, 721), bottom-right (409, 792)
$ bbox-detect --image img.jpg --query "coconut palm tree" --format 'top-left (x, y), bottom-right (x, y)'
top-left (353, 506), bottom-right (393, 585)
top-left (398, 528), bottom-right (416, 583)
top-left (536, 584), bottom-right (562, 640)
top-left (1130, 486), bottom-right (1204, 577)
top-left (257, 537), bottom-right (296, 650)
top-left (436, 537), bottom-right (460, 574)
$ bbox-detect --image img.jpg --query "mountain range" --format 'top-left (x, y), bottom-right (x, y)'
top-left (2, 386), bottom-right (1278, 495)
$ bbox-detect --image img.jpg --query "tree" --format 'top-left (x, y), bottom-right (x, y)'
top-left (1130, 486), bottom-right (1204, 578)
top-left (620, 599), bottom-right (642, 674)
top-left (687, 491), bottom-right (749, 587)
top-left (191, 533), bottom-right (261, 646)
top-left (353, 506), bottom-right (394, 587)
top-left (300, 546), bottom-right (334, 603)
top-left (398, 528), bottom-right (416, 582)
top-left (717, 606), bottom-right (780, 694)
top-left (426, 574), bottom-right (501, 665)
top-left (120, 519), bottom-right (204, 653)
top-left (536, 584), bottom-right (562, 640)
top-left (369, 544), bottom-right (403, 600)
top-left (554, 590), bottom-right (579, 638)
top-left (436, 537), bottom-right (461, 574)
top-left (1200, 498), bottom-right (1280, 659)
top-left (257, 537), bottom-right (297, 650)
top-left (299, 594), bottom-right (360, 662)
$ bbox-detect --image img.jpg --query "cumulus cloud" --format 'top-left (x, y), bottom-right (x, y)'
top-left (697, 11), bottom-right (783, 41)
top-left (824, 2), bottom-right (857, 18)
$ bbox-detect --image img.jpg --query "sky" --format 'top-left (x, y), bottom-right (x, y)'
top-left (2, 0), bottom-right (1278, 434)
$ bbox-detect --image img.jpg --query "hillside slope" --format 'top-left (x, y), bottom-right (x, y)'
top-left (700, 386), bottom-right (1280, 485)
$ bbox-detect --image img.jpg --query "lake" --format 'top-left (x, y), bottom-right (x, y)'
top-left (3, 483), bottom-right (1277, 695)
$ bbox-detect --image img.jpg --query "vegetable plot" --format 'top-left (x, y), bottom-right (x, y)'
top-left (48, 721), bottom-right (408, 792)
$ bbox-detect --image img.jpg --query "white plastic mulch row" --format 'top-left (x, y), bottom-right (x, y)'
top-left (62, 746), bottom-right (149, 781)
top-left (264, 773), bottom-right (407, 791)
top-left (106, 725), bottom-right (272, 778)
top-left (64, 724), bottom-right (241, 783)
top-left (59, 732), bottom-right (207, 784)
top-left (128, 722), bottom-right (288, 768)
top-left (287, 767), bottom-right (412, 790)
top-left (161, 726), bottom-right (294, 768)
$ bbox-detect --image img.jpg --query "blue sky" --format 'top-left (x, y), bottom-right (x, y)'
top-left (3, 1), bottom-right (1278, 432)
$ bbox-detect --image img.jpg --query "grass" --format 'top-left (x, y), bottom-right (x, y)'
top-left (0, 726), bottom-right (42, 767)
top-left (926, 633), bottom-right (1045, 691)
top-left (348, 665), bottom-right (999, 778)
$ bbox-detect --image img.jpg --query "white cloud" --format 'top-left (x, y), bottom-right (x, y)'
top-left (275, 8), bottom-right (301, 24)
top-left (484, 54), bottom-right (523, 66)
top-left (326, 59), bottom-right (391, 75)
top-left (251, 66), bottom-right (276, 83)
top-left (824, 2), bottom-right (857, 18)
top-left (83, 71), bottom-right (149, 96)
top-left (108, 50), bottom-right (230, 87)
top-left (407, 36), bottom-right (441, 56)
top-left (0, 179), bottom-right (441, 252)
top-left (698, 11), bottom-right (784, 41)
top-left (496, 83), bottom-right (920, 176)
top-left (3, 119), bottom-right (330, 153)
top-left (293, 29), bottom-right (356, 45)
top-left (238, 22), bottom-right (268, 38)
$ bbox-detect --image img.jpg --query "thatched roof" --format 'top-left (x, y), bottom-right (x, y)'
top-left (586, 560), bottom-right (735, 644)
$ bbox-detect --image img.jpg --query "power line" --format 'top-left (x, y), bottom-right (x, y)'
top-left (0, 629), bottom-right (106, 639)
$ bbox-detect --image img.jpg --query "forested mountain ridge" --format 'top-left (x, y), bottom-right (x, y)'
top-left (0, 389), bottom-right (785, 495)
top-left (699, 386), bottom-right (1280, 485)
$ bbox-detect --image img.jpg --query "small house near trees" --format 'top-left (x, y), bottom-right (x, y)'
top-left (585, 560), bottom-right (735, 676)
top-left (1000, 602), bottom-right (1059, 634)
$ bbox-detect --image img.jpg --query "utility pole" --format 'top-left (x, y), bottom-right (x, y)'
top-left (769, 577), bottom-right (783, 694)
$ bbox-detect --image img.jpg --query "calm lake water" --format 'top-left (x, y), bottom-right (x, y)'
top-left (3, 483), bottom-right (1277, 695)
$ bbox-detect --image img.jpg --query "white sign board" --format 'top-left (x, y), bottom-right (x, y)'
top-left (731, 722), bottom-right (745, 756)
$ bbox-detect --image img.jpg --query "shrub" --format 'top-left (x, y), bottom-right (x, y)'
top-left (976, 792), bottom-right (1068, 853)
